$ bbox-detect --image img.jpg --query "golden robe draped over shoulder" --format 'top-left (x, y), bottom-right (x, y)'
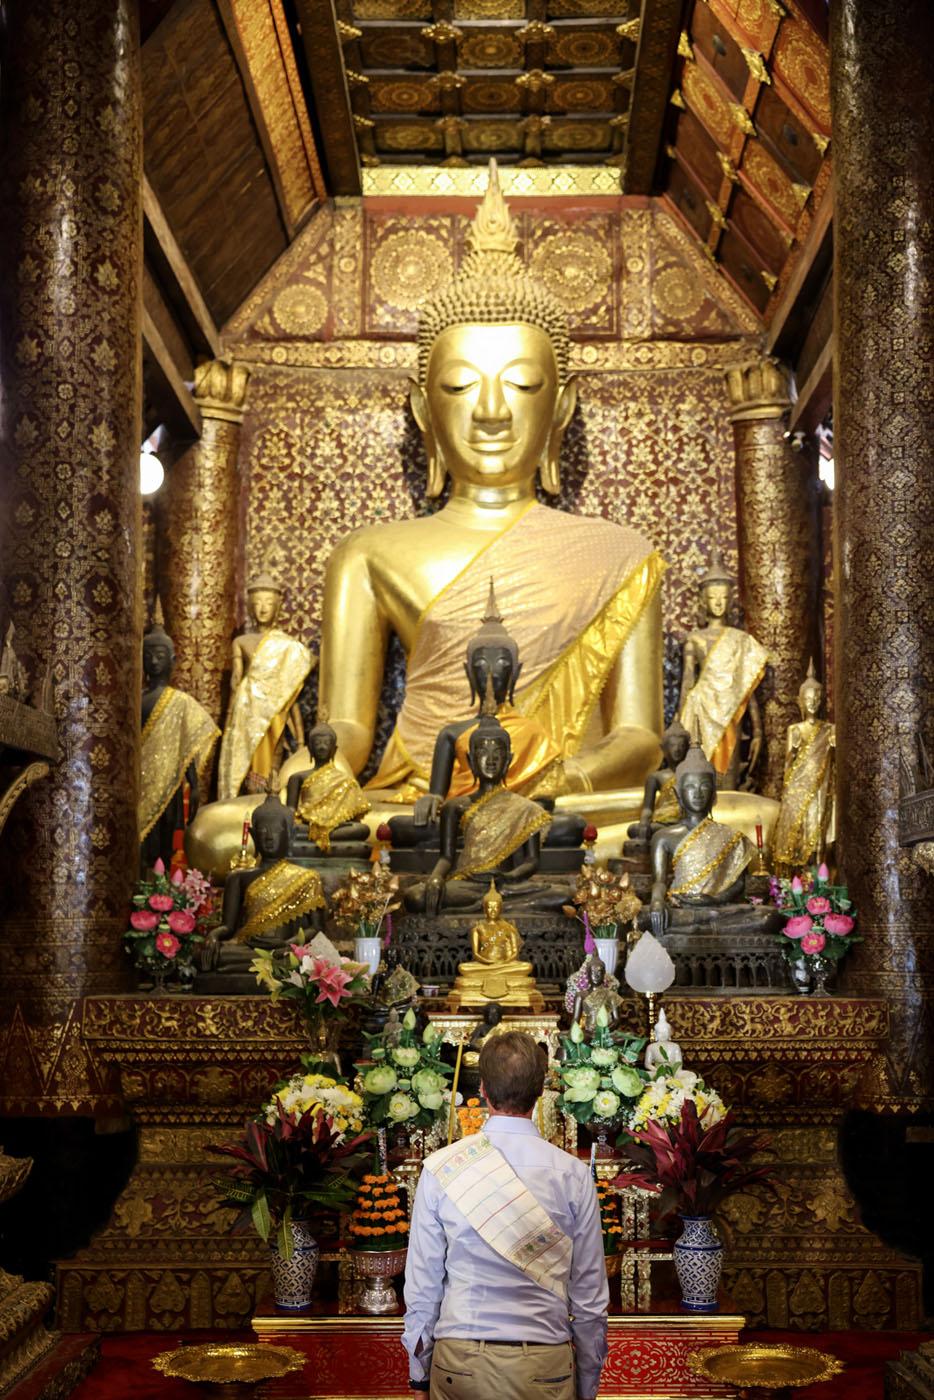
top-left (236, 860), bottom-right (325, 943)
top-left (680, 627), bottom-right (768, 776)
top-left (296, 761), bottom-right (370, 851)
top-left (669, 816), bottom-right (752, 898)
top-left (368, 503), bottom-right (664, 791)
top-left (139, 687), bottom-right (220, 840)
top-left (453, 786), bottom-right (551, 880)
top-left (773, 721), bottom-right (834, 871)
top-left (653, 774), bottom-right (680, 825)
top-left (450, 703), bottom-right (564, 799)
top-left (219, 630), bottom-right (312, 800)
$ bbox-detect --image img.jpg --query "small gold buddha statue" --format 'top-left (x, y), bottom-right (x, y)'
top-left (679, 549), bottom-right (767, 791)
top-left (449, 881), bottom-right (543, 1010)
top-left (218, 569), bottom-right (312, 800)
top-left (284, 712), bottom-right (370, 853)
top-left (772, 660), bottom-right (835, 876)
top-left (319, 159), bottom-right (664, 796)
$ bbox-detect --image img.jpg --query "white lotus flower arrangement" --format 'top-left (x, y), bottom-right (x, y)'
top-left (558, 1012), bottom-right (648, 1130)
top-left (355, 1008), bottom-right (453, 1131)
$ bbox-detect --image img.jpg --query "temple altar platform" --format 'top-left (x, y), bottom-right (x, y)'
top-left (251, 1297), bottom-right (745, 1399)
top-left (52, 994), bottom-right (921, 1336)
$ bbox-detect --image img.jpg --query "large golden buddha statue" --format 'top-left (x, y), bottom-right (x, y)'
top-left (319, 160), bottom-right (664, 798)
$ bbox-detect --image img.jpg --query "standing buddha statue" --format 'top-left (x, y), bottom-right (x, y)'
top-left (218, 569), bottom-right (312, 800)
top-left (772, 660), bottom-right (835, 875)
top-left (139, 606), bottom-right (220, 872)
top-left (319, 158), bottom-right (665, 797)
top-left (679, 549), bottom-right (767, 791)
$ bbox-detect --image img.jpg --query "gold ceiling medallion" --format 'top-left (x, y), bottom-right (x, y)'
top-left (705, 200), bottom-right (729, 230)
top-left (717, 151), bottom-right (740, 182)
top-left (730, 103), bottom-right (756, 135)
top-left (742, 48), bottom-right (771, 84)
top-left (678, 31), bottom-right (694, 61)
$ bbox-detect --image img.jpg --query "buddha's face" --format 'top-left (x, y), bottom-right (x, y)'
top-left (799, 681), bottom-right (822, 719)
top-left (143, 640), bottom-right (173, 684)
top-left (250, 588), bottom-right (280, 627)
top-left (310, 729), bottom-right (337, 765)
top-left (471, 732), bottom-right (510, 783)
top-left (679, 771), bottom-right (715, 816)
top-left (591, 960), bottom-right (606, 987)
top-left (414, 323), bottom-right (576, 496)
top-left (703, 582), bottom-right (730, 621)
top-left (664, 733), bottom-right (690, 768)
top-left (251, 811), bottom-right (289, 859)
top-left (467, 644), bottom-right (518, 705)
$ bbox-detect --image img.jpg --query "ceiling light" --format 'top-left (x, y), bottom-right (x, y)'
top-left (139, 449), bottom-right (164, 496)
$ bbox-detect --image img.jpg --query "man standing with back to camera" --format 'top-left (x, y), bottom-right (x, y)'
top-left (403, 1031), bottom-right (609, 1399)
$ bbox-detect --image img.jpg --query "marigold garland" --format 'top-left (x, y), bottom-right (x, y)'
top-left (348, 1172), bottom-right (410, 1248)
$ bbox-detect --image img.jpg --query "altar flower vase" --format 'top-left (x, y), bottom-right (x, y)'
top-left (806, 896), bottom-right (831, 916)
top-left (783, 915), bottom-right (813, 939)
top-left (674, 1216), bottom-right (723, 1313)
top-left (595, 936), bottom-right (619, 977)
top-left (824, 913), bottom-right (855, 936)
top-left (354, 936), bottom-right (382, 978)
top-left (800, 931), bottom-right (826, 955)
top-left (270, 1220), bottom-right (320, 1311)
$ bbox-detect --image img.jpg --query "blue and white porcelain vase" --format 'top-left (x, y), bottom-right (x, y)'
top-left (673, 1215), bottom-right (723, 1313)
top-left (270, 1220), bottom-right (320, 1310)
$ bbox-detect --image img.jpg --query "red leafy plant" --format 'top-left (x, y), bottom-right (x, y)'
top-left (208, 1099), bottom-right (370, 1259)
top-left (613, 1099), bottom-right (774, 1224)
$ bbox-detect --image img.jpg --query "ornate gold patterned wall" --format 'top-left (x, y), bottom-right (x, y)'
top-left (225, 197), bottom-right (760, 740)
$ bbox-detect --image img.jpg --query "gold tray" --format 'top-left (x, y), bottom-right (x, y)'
top-left (152, 1343), bottom-right (305, 1385)
top-left (688, 1343), bottom-right (843, 1391)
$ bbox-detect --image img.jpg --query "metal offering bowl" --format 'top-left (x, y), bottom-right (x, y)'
top-left (688, 1344), bottom-right (843, 1395)
top-left (152, 1343), bottom-right (304, 1391)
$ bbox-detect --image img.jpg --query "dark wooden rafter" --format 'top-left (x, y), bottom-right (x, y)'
top-left (293, 0), bottom-right (361, 196)
top-left (623, 0), bottom-right (685, 193)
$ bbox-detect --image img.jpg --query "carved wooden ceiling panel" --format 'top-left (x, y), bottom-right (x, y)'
top-left (662, 0), bottom-right (831, 317)
top-left (334, 1), bottom-right (641, 167)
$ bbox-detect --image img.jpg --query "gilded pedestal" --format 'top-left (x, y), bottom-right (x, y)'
top-left (159, 359), bottom-right (251, 732)
top-left (831, 0), bottom-right (934, 1103)
top-left (726, 361), bottom-right (821, 801)
top-left (0, 0), bottom-right (142, 1112)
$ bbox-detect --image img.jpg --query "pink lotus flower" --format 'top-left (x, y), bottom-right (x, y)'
top-left (791, 876), bottom-right (803, 894)
top-left (806, 896), bottom-right (831, 916)
top-left (130, 910), bottom-right (158, 931)
top-left (167, 909), bottom-right (195, 934)
top-left (784, 914), bottom-right (813, 939)
top-left (171, 866), bottom-right (184, 886)
top-left (149, 894), bottom-right (174, 912)
top-left (153, 858), bottom-right (166, 875)
top-left (824, 913), bottom-right (855, 936)
top-left (155, 931), bottom-right (180, 958)
top-left (817, 863), bottom-right (830, 880)
top-left (801, 930), bottom-right (826, 954)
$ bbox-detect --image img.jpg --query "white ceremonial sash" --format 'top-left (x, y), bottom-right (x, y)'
top-left (423, 1133), bottom-right (572, 1301)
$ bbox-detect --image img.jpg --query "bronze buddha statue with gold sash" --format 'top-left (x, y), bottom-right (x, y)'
top-left (319, 160), bottom-right (665, 804)
top-left (199, 793), bottom-right (325, 983)
top-left (625, 717), bottom-right (690, 857)
top-left (284, 714), bottom-right (371, 857)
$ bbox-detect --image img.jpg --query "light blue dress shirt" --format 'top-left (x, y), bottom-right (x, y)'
top-left (402, 1115), bottom-right (610, 1397)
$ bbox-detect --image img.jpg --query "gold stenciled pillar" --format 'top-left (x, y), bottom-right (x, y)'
top-left (832, 0), bottom-right (934, 1101)
top-left (726, 359), bottom-right (821, 800)
top-left (159, 359), bottom-right (251, 726)
top-left (0, 0), bottom-right (142, 1102)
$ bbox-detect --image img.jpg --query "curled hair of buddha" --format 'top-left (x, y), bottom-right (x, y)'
top-left (417, 159), bottom-right (570, 386)
top-left (675, 733), bottom-right (716, 791)
top-left (250, 791), bottom-right (291, 837)
top-left (309, 705), bottom-right (337, 745)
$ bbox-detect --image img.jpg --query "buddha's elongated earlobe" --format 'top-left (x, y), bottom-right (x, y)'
top-left (540, 377), bottom-right (577, 496)
top-left (410, 378), bottom-right (446, 498)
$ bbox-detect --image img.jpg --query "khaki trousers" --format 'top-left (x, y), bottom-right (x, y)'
top-left (429, 1338), bottom-right (575, 1400)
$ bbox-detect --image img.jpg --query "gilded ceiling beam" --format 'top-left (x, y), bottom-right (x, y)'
top-left (293, 0), bottom-right (362, 197)
top-left (623, 0), bottom-right (684, 194)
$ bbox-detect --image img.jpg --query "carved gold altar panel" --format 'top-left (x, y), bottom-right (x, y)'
top-left (55, 995), bottom-right (921, 1333)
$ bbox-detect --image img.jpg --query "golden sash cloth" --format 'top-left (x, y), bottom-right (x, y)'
top-left (653, 774), bottom-right (680, 825)
top-left (669, 816), bottom-right (752, 898)
top-left (296, 761), bottom-right (370, 851)
top-left (219, 631), bottom-right (312, 800)
top-left (454, 786), bottom-right (551, 880)
top-left (236, 860), bottom-right (325, 944)
top-left (451, 704), bottom-right (565, 799)
top-left (423, 1133), bottom-right (572, 1301)
top-left (368, 503), bottom-right (664, 789)
top-left (773, 721), bottom-right (834, 869)
top-left (680, 627), bottom-right (768, 775)
top-left (139, 687), bottom-right (220, 840)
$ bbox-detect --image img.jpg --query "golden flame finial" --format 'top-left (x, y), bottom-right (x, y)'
top-left (468, 159), bottom-right (518, 258)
